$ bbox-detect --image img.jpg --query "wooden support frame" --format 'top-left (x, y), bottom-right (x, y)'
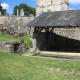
top-left (34, 27), bottom-right (44, 33)
top-left (33, 27), bottom-right (54, 51)
top-left (33, 27), bottom-right (44, 51)
top-left (34, 27), bottom-right (54, 33)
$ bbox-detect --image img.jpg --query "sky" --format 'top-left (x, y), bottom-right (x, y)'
top-left (0, 0), bottom-right (80, 15)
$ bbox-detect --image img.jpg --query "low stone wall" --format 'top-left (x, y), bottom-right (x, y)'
top-left (0, 40), bottom-right (27, 53)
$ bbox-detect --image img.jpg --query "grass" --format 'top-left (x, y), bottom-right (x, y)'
top-left (0, 34), bottom-right (17, 41)
top-left (0, 52), bottom-right (80, 80)
top-left (18, 35), bottom-right (32, 47)
top-left (0, 34), bottom-right (32, 47)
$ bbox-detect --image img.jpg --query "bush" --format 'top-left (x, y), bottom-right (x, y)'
top-left (18, 35), bottom-right (32, 47)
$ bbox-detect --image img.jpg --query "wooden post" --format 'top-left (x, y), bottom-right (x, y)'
top-left (33, 28), bottom-right (37, 51)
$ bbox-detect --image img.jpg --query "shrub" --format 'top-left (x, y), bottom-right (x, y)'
top-left (19, 35), bottom-right (32, 47)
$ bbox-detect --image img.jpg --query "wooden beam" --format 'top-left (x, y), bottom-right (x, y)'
top-left (36, 27), bottom-right (40, 32)
top-left (33, 27), bottom-right (44, 51)
top-left (34, 27), bottom-right (37, 32)
top-left (34, 27), bottom-right (44, 33)
top-left (33, 32), bottom-right (37, 51)
top-left (45, 27), bottom-right (49, 32)
top-left (39, 27), bottom-right (44, 32)
top-left (36, 27), bottom-right (44, 37)
top-left (50, 28), bottom-right (54, 32)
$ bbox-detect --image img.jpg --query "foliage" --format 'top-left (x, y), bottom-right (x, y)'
top-left (0, 52), bottom-right (80, 80)
top-left (0, 5), bottom-right (6, 15)
top-left (0, 5), bottom-right (2, 12)
top-left (13, 3), bottom-right (36, 16)
top-left (18, 35), bottom-right (32, 47)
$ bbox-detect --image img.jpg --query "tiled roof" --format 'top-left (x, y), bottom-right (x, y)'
top-left (27, 10), bottom-right (80, 27)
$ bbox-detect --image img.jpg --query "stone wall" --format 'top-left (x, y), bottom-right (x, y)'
top-left (0, 40), bottom-right (27, 53)
top-left (36, 0), bottom-right (69, 16)
top-left (0, 16), bottom-right (34, 35)
top-left (54, 28), bottom-right (80, 40)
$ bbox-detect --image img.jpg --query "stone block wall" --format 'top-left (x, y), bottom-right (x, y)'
top-left (36, 0), bottom-right (69, 16)
top-left (54, 28), bottom-right (80, 40)
top-left (0, 16), bottom-right (34, 35)
top-left (0, 40), bottom-right (27, 53)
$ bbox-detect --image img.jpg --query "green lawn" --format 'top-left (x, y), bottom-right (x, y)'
top-left (0, 52), bottom-right (80, 80)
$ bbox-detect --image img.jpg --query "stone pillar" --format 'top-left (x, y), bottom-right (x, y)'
top-left (17, 9), bottom-right (19, 16)
top-left (20, 43), bottom-right (27, 53)
top-left (0, 11), bottom-right (1, 16)
top-left (20, 8), bottom-right (24, 16)
top-left (33, 32), bottom-right (37, 51)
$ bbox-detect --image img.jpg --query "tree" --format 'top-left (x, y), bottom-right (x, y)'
top-left (13, 5), bottom-right (19, 15)
top-left (0, 4), bottom-right (6, 15)
top-left (13, 3), bottom-right (36, 16)
top-left (0, 4), bottom-right (3, 15)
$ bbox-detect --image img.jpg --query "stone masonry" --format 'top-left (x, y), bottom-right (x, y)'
top-left (0, 40), bottom-right (27, 53)
top-left (36, 0), bottom-right (69, 16)
top-left (0, 16), bottom-right (34, 36)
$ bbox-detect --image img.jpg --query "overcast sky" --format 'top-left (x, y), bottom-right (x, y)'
top-left (1, 0), bottom-right (80, 14)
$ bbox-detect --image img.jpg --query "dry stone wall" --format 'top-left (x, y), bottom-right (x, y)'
top-left (0, 16), bottom-right (34, 36)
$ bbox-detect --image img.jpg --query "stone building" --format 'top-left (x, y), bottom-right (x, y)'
top-left (36, 0), bottom-right (69, 16)
top-left (27, 0), bottom-right (80, 53)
